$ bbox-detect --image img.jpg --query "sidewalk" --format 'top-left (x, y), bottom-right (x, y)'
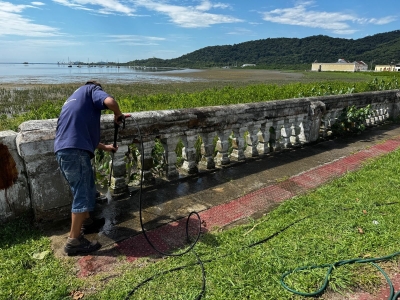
top-left (48, 123), bottom-right (400, 299)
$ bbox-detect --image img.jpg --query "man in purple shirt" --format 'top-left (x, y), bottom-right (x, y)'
top-left (55, 80), bottom-right (130, 255)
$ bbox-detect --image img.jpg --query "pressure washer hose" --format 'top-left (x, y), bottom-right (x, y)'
top-left (122, 118), bottom-right (400, 300)
top-left (124, 117), bottom-right (205, 299)
top-left (281, 253), bottom-right (400, 299)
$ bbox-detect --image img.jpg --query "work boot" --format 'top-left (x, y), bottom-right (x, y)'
top-left (64, 235), bottom-right (101, 256)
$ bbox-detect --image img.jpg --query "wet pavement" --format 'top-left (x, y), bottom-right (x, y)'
top-left (47, 122), bottom-right (400, 299)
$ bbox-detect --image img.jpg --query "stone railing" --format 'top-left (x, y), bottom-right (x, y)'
top-left (1, 90), bottom-right (399, 222)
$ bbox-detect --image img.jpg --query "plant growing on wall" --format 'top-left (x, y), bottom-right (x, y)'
top-left (331, 105), bottom-right (373, 136)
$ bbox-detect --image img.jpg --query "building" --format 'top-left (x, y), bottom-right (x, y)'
top-left (241, 64), bottom-right (256, 67)
top-left (311, 59), bottom-right (368, 72)
top-left (374, 64), bottom-right (400, 72)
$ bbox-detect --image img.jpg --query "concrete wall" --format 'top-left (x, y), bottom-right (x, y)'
top-left (311, 63), bottom-right (356, 72)
top-left (1, 90), bottom-right (399, 223)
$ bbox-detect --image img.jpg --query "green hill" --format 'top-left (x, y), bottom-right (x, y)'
top-left (126, 30), bottom-right (400, 70)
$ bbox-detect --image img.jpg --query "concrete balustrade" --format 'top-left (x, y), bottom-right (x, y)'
top-left (1, 90), bottom-right (399, 222)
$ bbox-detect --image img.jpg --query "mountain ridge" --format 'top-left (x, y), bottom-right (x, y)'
top-left (127, 30), bottom-right (400, 69)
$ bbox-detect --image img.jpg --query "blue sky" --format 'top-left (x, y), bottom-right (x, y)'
top-left (1, 0), bottom-right (399, 63)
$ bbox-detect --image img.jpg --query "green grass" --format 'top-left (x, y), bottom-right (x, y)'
top-left (0, 216), bottom-right (80, 299)
top-left (1, 71), bottom-right (399, 131)
top-left (3, 144), bottom-right (400, 299)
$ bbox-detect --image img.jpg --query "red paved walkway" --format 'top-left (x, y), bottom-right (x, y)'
top-left (115, 137), bottom-right (400, 260)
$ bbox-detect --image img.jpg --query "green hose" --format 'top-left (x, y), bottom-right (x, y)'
top-left (281, 251), bottom-right (400, 299)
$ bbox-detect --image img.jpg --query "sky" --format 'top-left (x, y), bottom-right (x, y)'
top-left (1, 0), bottom-right (399, 63)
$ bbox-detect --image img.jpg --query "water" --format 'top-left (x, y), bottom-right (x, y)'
top-left (0, 63), bottom-right (201, 84)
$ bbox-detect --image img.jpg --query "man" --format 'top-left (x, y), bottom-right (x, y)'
top-left (54, 80), bottom-right (130, 255)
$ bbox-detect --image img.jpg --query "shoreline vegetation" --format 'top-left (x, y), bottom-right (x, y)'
top-left (0, 69), bottom-right (399, 131)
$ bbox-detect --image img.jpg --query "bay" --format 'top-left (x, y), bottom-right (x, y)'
top-left (0, 63), bottom-right (200, 84)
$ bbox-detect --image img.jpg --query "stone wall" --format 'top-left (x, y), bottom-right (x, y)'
top-left (1, 90), bottom-right (399, 222)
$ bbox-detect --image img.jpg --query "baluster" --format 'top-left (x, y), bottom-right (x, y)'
top-left (109, 144), bottom-right (129, 195)
top-left (138, 139), bottom-right (155, 183)
top-left (378, 106), bottom-right (384, 122)
top-left (373, 108), bottom-right (379, 124)
top-left (161, 135), bottom-right (180, 179)
top-left (320, 113), bottom-right (330, 137)
top-left (199, 132), bottom-right (216, 169)
top-left (257, 122), bottom-right (271, 155)
top-left (273, 120), bottom-right (284, 151)
top-left (230, 128), bottom-right (246, 161)
top-left (319, 116), bottom-right (326, 138)
top-left (297, 116), bottom-right (307, 144)
top-left (365, 113), bottom-right (372, 127)
top-left (289, 118), bottom-right (301, 146)
top-left (384, 106), bottom-right (389, 120)
top-left (280, 119), bottom-right (291, 148)
top-left (327, 112), bottom-right (335, 136)
top-left (368, 106), bottom-right (375, 126)
top-left (181, 132), bottom-right (199, 174)
top-left (245, 124), bottom-right (260, 157)
top-left (215, 130), bottom-right (231, 166)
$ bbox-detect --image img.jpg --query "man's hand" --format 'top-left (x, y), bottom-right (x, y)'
top-left (97, 143), bottom-right (118, 152)
top-left (114, 113), bottom-right (131, 125)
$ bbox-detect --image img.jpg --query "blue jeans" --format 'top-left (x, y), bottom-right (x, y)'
top-left (56, 149), bottom-right (96, 213)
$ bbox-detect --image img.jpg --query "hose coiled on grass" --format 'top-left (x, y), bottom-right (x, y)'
top-left (281, 252), bottom-right (400, 299)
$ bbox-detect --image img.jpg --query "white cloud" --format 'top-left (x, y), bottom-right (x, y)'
top-left (51, 0), bottom-right (240, 27)
top-left (14, 38), bottom-right (81, 47)
top-left (261, 1), bottom-right (397, 35)
top-left (133, 0), bottom-right (242, 28)
top-left (227, 27), bottom-right (254, 36)
top-left (109, 34), bottom-right (165, 41)
top-left (107, 34), bottom-right (166, 45)
top-left (31, 2), bottom-right (45, 5)
top-left (0, 1), bottom-right (60, 37)
top-left (196, 0), bottom-right (213, 11)
top-left (52, 0), bottom-right (136, 15)
top-left (367, 16), bottom-right (397, 25)
top-left (196, 0), bottom-right (231, 11)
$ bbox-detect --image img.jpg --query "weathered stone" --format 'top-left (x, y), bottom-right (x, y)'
top-left (0, 130), bottom-right (30, 222)
top-left (1, 90), bottom-right (398, 222)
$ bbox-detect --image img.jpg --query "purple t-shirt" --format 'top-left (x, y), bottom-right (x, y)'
top-left (54, 83), bottom-right (110, 155)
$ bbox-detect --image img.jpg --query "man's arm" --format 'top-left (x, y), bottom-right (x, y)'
top-left (101, 96), bottom-right (131, 152)
top-left (103, 96), bottom-right (123, 123)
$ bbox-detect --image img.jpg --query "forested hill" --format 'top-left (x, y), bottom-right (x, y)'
top-left (126, 30), bottom-right (400, 69)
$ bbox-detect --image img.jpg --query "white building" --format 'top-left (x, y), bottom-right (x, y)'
top-left (375, 64), bottom-right (400, 72)
top-left (311, 59), bottom-right (368, 72)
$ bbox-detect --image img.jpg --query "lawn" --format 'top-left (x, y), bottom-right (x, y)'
top-left (2, 143), bottom-right (400, 299)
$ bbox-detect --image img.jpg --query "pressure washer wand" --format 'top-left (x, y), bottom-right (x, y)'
top-left (108, 116), bottom-right (125, 187)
